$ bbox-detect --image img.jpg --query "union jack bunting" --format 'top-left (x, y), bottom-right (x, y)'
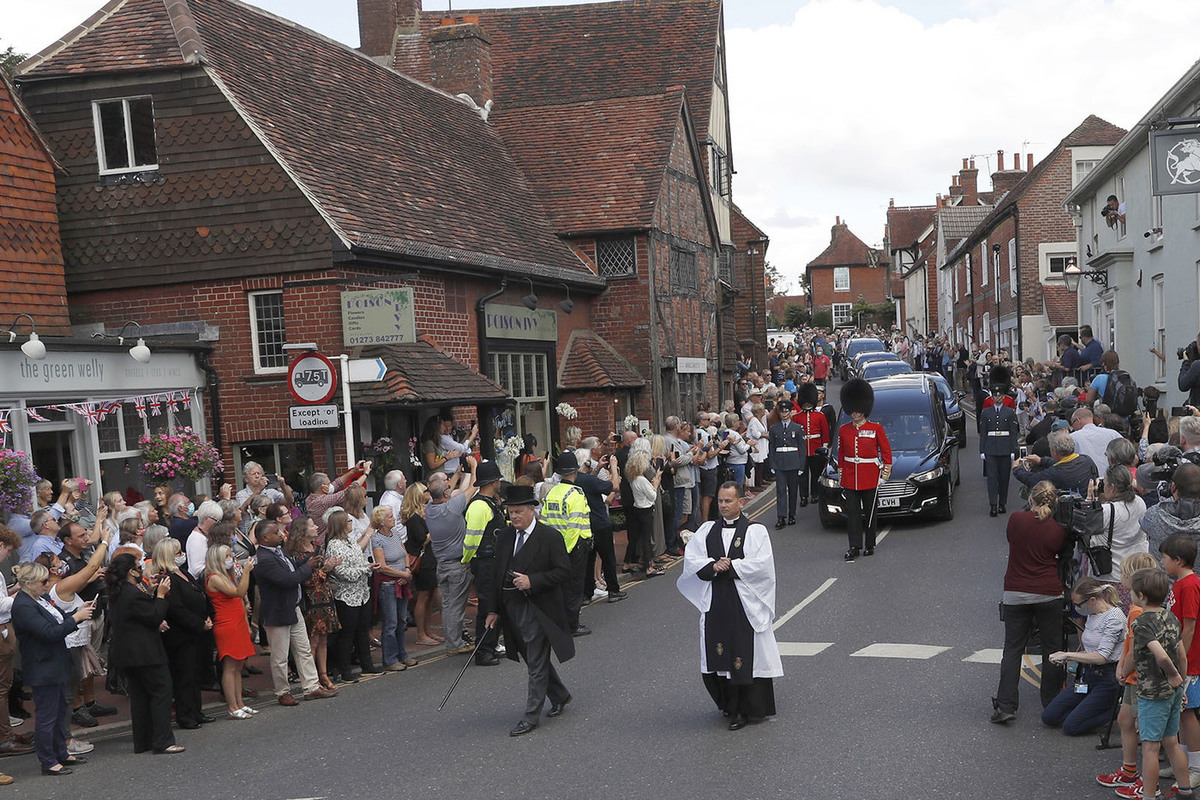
top-left (0, 411), bottom-right (9, 445)
top-left (149, 396), bottom-right (163, 416)
top-left (133, 397), bottom-right (148, 419)
top-left (26, 407), bottom-right (50, 422)
top-left (81, 404), bottom-right (105, 426)
top-left (179, 390), bottom-right (192, 409)
top-left (166, 392), bottom-right (180, 412)
top-left (101, 400), bottom-right (123, 418)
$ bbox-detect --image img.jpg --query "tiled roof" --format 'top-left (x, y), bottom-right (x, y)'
top-left (938, 205), bottom-right (993, 239)
top-left (1044, 287), bottom-right (1077, 327)
top-left (22, 0), bottom-right (601, 287)
top-left (558, 329), bottom-right (645, 391)
top-left (19, 0), bottom-right (193, 77)
top-left (492, 91), bottom-right (683, 234)
top-left (807, 222), bottom-right (875, 268)
top-left (886, 206), bottom-right (935, 251)
top-left (350, 340), bottom-right (510, 406)
top-left (412, 1), bottom-right (720, 141)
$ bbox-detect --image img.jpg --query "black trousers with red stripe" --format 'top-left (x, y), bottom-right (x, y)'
top-left (842, 487), bottom-right (878, 551)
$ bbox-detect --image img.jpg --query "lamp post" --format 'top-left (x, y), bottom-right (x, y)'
top-left (1062, 258), bottom-right (1108, 293)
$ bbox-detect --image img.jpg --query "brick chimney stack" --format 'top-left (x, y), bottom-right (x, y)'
top-left (359, 0), bottom-right (421, 58)
top-left (429, 16), bottom-right (493, 108)
top-left (990, 147), bottom-right (1029, 196)
top-left (959, 158), bottom-right (979, 205)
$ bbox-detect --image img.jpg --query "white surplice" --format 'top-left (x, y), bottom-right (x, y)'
top-left (677, 518), bottom-right (784, 679)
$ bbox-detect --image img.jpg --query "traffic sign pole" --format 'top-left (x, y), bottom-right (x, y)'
top-left (339, 354), bottom-right (355, 468)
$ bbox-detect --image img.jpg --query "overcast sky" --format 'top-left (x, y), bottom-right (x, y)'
top-left (8, 0), bottom-right (1200, 293)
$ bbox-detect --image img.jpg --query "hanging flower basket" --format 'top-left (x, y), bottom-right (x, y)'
top-left (139, 428), bottom-right (222, 486)
top-left (0, 450), bottom-right (39, 518)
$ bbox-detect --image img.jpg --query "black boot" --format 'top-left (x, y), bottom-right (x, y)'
top-left (998, 504), bottom-right (1007, 514)
top-left (799, 497), bottom-right (808, 508)
top-left (775, 519), bottom-right (787, 530)
top-left (989, 505), bottom-right (997, 517)
top-left (843, 547), bottom-right (859, 561)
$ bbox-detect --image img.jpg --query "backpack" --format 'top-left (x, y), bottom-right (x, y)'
top-left (1102, 369), bottom-right (1138, 416)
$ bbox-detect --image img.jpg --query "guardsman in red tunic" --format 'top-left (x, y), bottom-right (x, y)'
top-left (837, 379), bottom-right (892, 562)
top-left (795, 382), bottom-right (831, 507)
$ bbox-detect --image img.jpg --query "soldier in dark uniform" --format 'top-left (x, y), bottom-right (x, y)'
top-left (767, 400), bottom-right (806, 529)
top-left (485, 485), bottom-right (575, 737)
top-left (980, 366), bottom-right (1020, 517)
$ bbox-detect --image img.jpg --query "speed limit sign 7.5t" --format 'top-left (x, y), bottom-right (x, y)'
top-left (287, 353), bottom-right (338, 404)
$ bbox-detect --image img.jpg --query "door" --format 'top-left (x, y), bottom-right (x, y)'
top-left (28, 428), bottom-right (76, 489)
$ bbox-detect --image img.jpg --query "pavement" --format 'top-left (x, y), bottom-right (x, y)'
top-left (0, 403), bottom-right (1126, 798)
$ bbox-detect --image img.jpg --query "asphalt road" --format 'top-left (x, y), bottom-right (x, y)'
top-left (4, 400), bottom-right (1122, 799)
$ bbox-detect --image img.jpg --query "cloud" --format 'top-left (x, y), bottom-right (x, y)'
top-left (727, 0), bottom-right (1200, 285)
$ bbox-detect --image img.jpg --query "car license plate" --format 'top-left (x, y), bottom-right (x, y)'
top-left (878, 496), bottom-right (900, 509)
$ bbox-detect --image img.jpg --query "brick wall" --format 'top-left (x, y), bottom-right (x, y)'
top-left (809, 265), bottom-right (888, 312)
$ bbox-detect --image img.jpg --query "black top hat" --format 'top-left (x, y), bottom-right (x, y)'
top-left (476, 460), bottom-right (501, 486)
top-left (555, 450), bottom-right (580, 476)
top-left (798, 382), bottom-right (819, 409)
top-left (840, 378), bottom-right (874, 417)
top-left (504, 484), bottom-right (539, 506)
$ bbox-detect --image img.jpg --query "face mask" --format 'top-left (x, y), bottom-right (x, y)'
top-left (1075, 602), bottom-right (1091, 616)
top-left (54, 562), bottom-right (70, 578)
top-left (174, 554), bottom-right (187, 566)
top-left (186, 502), bottom-right (196, 517)
top-left (224, 557), bottom-right (235, 570)
top-left (325, 484), bottom-right (335, 494)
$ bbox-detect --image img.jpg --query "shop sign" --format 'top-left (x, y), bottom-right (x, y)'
top-left (3, 350), bottom-right (202, 395)
top-left (287, 353), bottom-right (337, 404)
top-left (1151, 128), bottom-right (1200, 196)
top-left (485, 304), bottom-right (557, 342)
top-left (676, 357), bottom-right (708, 374)
top-left (341, 288), bottom-right (416, 346)
top-left (289, 404), bottom-right (340, 430)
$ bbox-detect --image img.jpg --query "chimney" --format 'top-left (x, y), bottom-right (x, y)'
top-left (1013, 153), bottom-right (1021, 171)
top-left (358, 0), bottom-right (421, 58)
top-left (429, 16), bottom-right (493, 108)
top-left (990, 149), bottom-right (1028, 196)
top-left (959, 158), bottom-right (979, 205)
top-left (1027, 153), bottom-right (1034, 172)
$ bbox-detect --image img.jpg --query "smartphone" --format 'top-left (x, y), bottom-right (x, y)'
top-left (265, 472), bottom-right (279, 489)
top-left (1018, 446), bottom-right (1028, 459)
top-left (1172, 406), bottom-right (1191, 417)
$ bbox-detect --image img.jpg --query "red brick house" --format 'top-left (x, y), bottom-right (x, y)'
top-left (362, 0), bottom-right (766, 425)
top-left (730, 204), bottom-right (769, 367)
top-left (941, 117), bottom-right (1125, 360)
top-left (884, 201), bottom-right (936, 335)
top-left (805, 218), bottom-right (887, 326)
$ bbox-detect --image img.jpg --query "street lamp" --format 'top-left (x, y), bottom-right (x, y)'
top-left (91, 320), bottom-right (153, 362)
top-left (6, 313), bottom-right (46, 360)
top-left (521, 278), bottom-right (538, 311)
top-left (1062, 258), bottom-right (1108, 293)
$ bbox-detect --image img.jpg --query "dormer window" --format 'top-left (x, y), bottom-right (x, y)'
top-left (92, 97), bottom-right (158, 175)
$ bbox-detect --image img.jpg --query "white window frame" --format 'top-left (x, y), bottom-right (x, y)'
top-left (1074, 159), bottom-right (1099, 185)
top-left (1008, 239), bottom-right (1018, 297)
top-left (1038, 242), bottom-right (1075, 284)
top-left (91, 96), bottom-right (159, 175)
top-left (993, 247), bottom-right (1001, 303)
top-left (1150, 195), bottom-right (1164, 244)
top-left (982, 312), bottom-right (991, 345)
top-left (1116, 173), bottom-right (1127, 240)
top-left (1153, 274), bottom-right (1166, 381)
top-left (953, 264), bottom-right (959, 301)
top-left (833, 267), bottom-right (850, 292)
top-left (248, 290), bottom-right (288, 374)
top-left (980, 240), bottom-right (989, 286)
top-left (965, 254), bottom-right (973, 296)
top-left (832, 302), bottom-right (852, 327)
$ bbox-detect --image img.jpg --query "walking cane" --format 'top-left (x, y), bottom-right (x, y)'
top-left (437, 635), bottom-right (487, 711)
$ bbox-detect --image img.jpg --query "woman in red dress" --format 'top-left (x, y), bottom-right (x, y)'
top-left (205, 544), bottom-right (257, 719)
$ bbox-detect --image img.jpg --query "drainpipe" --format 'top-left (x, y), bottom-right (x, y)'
top-left (1013, 206), bottom-right (1023, 361)
top-left (475, 277), bottom-right (507, 458)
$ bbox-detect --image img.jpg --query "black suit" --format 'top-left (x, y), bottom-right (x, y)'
top-left (492, 520), bottom-right (574, 726)
top-left (254, 545), bottom-right (313, 627)
top-left (13, 591), bottom-right (79, 769)
top-left (164, 571), bottom-right (210, 727)
top-left (109, 583), bottom-right (176, 753)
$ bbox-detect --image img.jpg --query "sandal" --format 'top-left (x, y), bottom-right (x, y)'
top-left (228, 708), bottom-right (252, 720)
top-left (415, 638), bottom-right (441, 647)
top-left (154, 745), bottom-right (186, 755)
top-left (645, 567), bottom-right (666, 577)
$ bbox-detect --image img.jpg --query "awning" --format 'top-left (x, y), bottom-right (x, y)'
top-left (349, 341), bottom-right (511, 408)
top-left (557, 329), bottom-right (645, 391)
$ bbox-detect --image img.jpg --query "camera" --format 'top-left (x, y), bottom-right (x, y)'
top-left (1147, 446), bottom-right (1200, 485)
top-left (1179, 342), bottom-right (1199, 362)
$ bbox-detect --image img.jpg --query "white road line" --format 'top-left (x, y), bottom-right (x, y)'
top-left (962, 648), bottom-right (1003, 664)
top-left (850, 643), bottom-right (951, 660)
top-left (773, 577), bottom-right (837, 631)
top-left (776, 642), bottom-right (834, 657)
top-left (876, 524), bottom-right (892, 543)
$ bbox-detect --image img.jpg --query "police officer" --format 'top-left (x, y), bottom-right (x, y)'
top-left (768, 400), bottom-right (806, 529)
top-left (795, 383), bottom-right (831, 507)
top-left (462, 461), bottom-right (508, 665)
top-left (979, 366), bottom-right (1019, 517)
top-left (540, 452), bottom-right (593, 636)
top-left (838, 379), bottom-right (892, 561)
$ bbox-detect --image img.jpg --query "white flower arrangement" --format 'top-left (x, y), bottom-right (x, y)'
top-left (555, 402), bottom-right (578, 419)
top-left (623, 414), bottom-right (640, 432)
top-left (495, 435), bottom-right (525, 482)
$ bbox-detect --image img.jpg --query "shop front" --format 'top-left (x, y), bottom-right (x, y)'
top-left (1, 341), bottom-right (209, 503)
top-left (483, 304), bottom-right (559, 459)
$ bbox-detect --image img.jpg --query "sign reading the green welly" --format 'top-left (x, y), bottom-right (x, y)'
top-left (485, 304), bottom-right (558, 342)
top-left (341, 288), bottom-right (416, 346)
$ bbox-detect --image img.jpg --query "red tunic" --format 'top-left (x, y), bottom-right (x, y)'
top-left (982, 395), bottom-right (1016, 410)
top-left (837, 421), bottom-right (892, 490)
top-left (795, 409), bottom-right (831, 456)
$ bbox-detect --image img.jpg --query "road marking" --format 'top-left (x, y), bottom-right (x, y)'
top-left (850, 643), bottom-right (951, 660)
top-left (776, 641), bottom-right (834, 657)
top-left (962, 648), bottom-right (1003, 664)
top-left (773, 577), bottom-right (837, 631)
top-left (876, 524), bottom-right (891, 543)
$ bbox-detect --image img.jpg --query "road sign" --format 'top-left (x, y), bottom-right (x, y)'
top-left (289, 404), bottom-right (340, 430)
top-left (347, 357), bottom-right (388, 383)
top-left (287, 353), bottom-right (338, 404)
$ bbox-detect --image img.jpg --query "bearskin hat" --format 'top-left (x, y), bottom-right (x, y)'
top-left (840, 378), bottom-right (874, 417)
top-left (798, 382), bottom-right (819, 409)
top-left (988, 365), bottom-right (1011, 392)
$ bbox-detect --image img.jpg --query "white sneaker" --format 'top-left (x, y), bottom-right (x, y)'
top-left (7, 716), bottom-right (20, 728)
top-left (592, 588), bottom-right (607, 599)
top-left (67, 738), bottom-right (94, 755)
top-left (241, 706), bottom-right (259, 715)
